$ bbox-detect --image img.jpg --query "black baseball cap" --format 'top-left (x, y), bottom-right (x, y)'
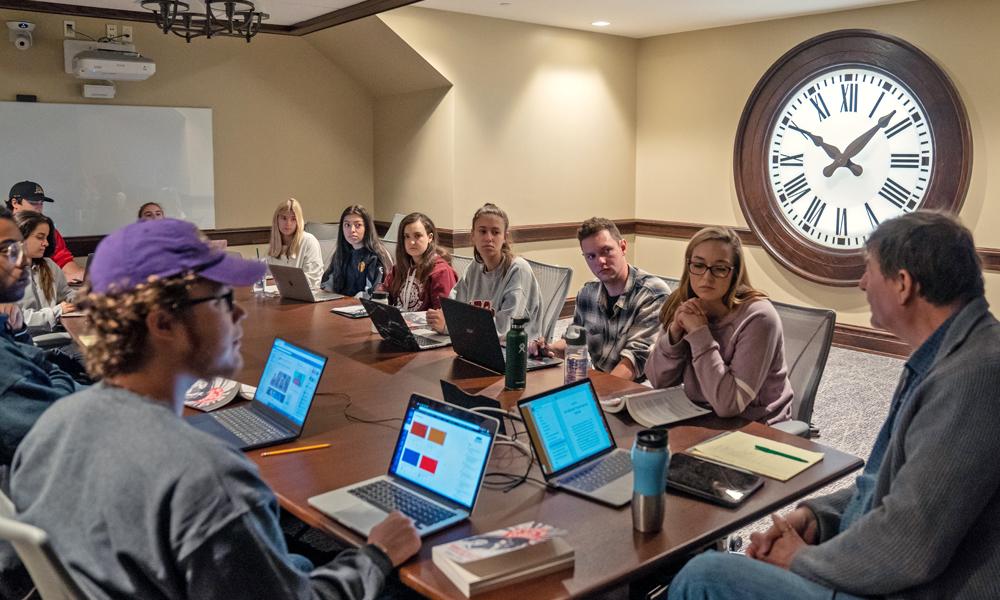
top-left (8, 181), bottom-right (54, 204)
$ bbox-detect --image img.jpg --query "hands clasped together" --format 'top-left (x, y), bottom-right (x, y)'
top-left (668, 298), bottom-right (710, 343)
top-left (746, 507), bottom-right (818, 570)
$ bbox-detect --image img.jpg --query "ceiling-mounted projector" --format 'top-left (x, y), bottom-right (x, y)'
top-left (64, 40), bottom-right (155, 81)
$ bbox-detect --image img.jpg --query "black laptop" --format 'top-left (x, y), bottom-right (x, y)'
top-left (440, 297), bottom-right (562, 373)
top-left (360, 298), bottom-right (450, 351)
top-left (186, 338), bottom-right (327, 450)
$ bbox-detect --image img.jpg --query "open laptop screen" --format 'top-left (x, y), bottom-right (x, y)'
top-left (254, 339), bottom-right (326, 426)
top-left (519, 379), bottom-right (615, 476)
top-left (389, 399), bottom-right (494, 510)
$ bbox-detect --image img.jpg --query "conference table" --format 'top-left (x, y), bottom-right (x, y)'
top-left (67, 290), bottom-right (864, 599)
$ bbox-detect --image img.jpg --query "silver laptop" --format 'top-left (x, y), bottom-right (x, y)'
top-left (440, 297), bottom-right (562, 373)
top-left (268, 264), bottom-right (343, 302)
top-left (517, 378), bottom-right (633, 507)
top-left (186, 338), bottom-right (328, 451)
top-left (308, 395), bottom-right (499, 536)
top-left (360, 298), bottom-right (451, 351)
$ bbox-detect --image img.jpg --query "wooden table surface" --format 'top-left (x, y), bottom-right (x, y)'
top-left (65, 290), bottom-right (864, 599)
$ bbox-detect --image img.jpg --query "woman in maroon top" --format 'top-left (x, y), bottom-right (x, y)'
top-left (644, 226), bottom-right (793, 423)
top-left (382, 213), bottom-right (457, 311)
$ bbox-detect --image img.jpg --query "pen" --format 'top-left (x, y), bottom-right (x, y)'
top-left (261, 443), bottom-right (331, 457)
top-left (754, 444), bottom-right (808, 463)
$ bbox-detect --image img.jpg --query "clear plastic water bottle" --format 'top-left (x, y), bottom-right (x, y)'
top-left (563, 325), bottom-right (589, 384)
top-left (504, 317), bottom-right (529, 391)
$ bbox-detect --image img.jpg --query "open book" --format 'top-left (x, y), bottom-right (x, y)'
top-left (432, 522), bottom-right (573, 596)
top-left (600, 386), bottom-right (710, 427)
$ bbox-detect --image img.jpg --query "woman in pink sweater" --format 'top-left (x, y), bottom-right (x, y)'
top-left (644, 226), bottom-right (792, 423)
top-left (382, 212), bottom-right (458, 311)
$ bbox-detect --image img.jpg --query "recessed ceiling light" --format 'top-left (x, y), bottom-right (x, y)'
top-left (591, 21), bottom-right (611, 27)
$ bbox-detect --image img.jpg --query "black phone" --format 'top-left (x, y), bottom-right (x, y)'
top-left (666, 453), bottom-right (764, 507)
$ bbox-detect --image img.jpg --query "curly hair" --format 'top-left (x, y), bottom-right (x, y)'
top-left (75, 273), bottom-right (197, 379)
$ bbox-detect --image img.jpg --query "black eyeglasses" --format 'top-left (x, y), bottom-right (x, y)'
top-left (0, 241), bottom-right (24, 265)
top-left (688, 261), bottom-right (733, 278)
top-left (184, 289), bottom-right (235, 312)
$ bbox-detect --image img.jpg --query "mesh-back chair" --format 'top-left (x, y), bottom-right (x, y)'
top-left (451, 254), bottom-right (474, 280)
top-left (381, 213), bottom-right (406, 243)
top-left (658, 275), bottom-right (681, 294)
top-left (0, 490), bottom-right (85, 600)
top-left (524, 258), bottom-right (572, 342)
top-left (770, 300), bottom-right (836, 438)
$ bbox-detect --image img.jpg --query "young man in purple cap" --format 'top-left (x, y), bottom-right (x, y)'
top-left (8, 219), bottom-right (420, 599)
top-left (6, 181), bottom-right (85, 282)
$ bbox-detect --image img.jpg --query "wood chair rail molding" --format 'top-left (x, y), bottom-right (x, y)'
top-left (66, 217), bottom-right (994, 359)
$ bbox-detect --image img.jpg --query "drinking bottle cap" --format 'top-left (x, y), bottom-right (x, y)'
top-left (512, 316), bottom-right (529, 327)
top-left (564, 324), bottom-right (586, 346)
top-left (372, 291), bottom-right (388, 301)
top-left (635, 428), bottom-right (668, 449)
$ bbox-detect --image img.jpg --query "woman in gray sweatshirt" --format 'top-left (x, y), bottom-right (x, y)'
top-left (427, 203), bottom-right (543, 340)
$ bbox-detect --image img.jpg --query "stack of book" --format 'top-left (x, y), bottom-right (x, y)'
top-left (432, 522), bottom-right (574, 596)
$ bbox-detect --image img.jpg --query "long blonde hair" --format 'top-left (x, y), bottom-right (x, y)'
top-left (268, 198), bottom-right (305, 259)
top-left (659, 226), bottom-right (766, 329)
top-left (471, 203), bottom-right (515, 276)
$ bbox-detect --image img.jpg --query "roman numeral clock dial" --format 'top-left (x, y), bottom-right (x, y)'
top-left (734, 31), bottom-right (971, 285)
top-left (768, 68), bottom-right (931, 249)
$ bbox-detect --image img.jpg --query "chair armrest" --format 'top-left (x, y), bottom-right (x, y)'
top-left (772, 419), bottom-right (811, 438)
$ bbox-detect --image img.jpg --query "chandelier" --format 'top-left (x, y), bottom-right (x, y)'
top-left (140, 1), bottom-right (270, 43)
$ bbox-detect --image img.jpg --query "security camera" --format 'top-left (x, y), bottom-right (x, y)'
top-left (7, 21), bottom-right (34, 51)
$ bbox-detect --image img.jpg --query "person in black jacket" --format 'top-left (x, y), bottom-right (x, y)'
top-left (321, 204), bottom-right (392, 297)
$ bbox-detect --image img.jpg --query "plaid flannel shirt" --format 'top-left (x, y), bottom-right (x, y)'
top-left (571, 265), bottom-right (669, 381)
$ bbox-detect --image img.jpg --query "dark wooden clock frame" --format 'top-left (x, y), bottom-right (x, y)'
top-left (733, 29), bottom-right (972, 286)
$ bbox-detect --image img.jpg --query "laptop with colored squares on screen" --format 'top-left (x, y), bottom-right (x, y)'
top-left (186, 338), bottom-right (327, 451)
top-left (308, 395), bottom-right (499, 537)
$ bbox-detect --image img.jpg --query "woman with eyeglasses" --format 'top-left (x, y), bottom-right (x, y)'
top-left (644, 226), bottom-right (792, 423)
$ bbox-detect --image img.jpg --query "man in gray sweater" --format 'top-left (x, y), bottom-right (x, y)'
top-left (9, 219), bottom-right (421, 599)
top-left (668, 211), bottom-right (1000, 600)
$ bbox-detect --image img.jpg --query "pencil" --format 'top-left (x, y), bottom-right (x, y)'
top-left (260, 443), bottom-right (331, 457)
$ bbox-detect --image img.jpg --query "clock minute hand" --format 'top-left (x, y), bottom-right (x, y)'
top-left (787, 125), bottom-right (863, 177)
top-left (823, 110), bottom-right (897, 177)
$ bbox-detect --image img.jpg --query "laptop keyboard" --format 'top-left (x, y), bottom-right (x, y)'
top-left (561, 451), bottom-right (632, 492)
top-left (349, 480), bottom-right (456, 528)
top-left (214, 407), bottom-right (287, 445)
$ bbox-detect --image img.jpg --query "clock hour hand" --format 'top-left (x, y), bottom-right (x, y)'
top-left (822, 110), bottom-right (897, 177)
top-left (787, 124), bottom-right (863, 177)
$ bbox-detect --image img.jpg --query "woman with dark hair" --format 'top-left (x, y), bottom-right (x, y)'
top-left (137, 202), bottom-right (165, 221)
top-left (382, 213), bottom-right (457, 311)
top-left (321, 205), bottom-right (391, 297)
top-left (644, 226), bottom-right (792, 423)
top-left (13, 211), bottom-right (76, 331)
top-left (426, 203), bottom-right (542, 339)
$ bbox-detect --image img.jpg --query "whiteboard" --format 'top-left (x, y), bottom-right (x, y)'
top-left (0, 101), bottom-right (215, 236)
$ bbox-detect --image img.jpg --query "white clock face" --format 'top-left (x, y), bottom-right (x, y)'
top-left (767, 66), bottom-right (933, 249)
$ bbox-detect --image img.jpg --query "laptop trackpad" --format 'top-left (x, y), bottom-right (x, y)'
top-left (334, 503), bottom-right (387, 536)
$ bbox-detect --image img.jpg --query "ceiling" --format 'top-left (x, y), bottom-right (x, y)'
top-left (3, 0), bottom-right (918, 37)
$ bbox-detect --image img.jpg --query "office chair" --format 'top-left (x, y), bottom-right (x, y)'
top-left (304, 222), bottom-right (340, 267)
top-left (770, 300), bottom-right (836, 438)
top-left (525, 258), bottom-right (572, 342)
top-left (450, 254), bottom-right (474, 280)
top-left (0, 490), bottom-right (85, 600)
top-left (658, 275), bottom-right (681, 294)
top-left (381, 213), bottom-right (406, 243)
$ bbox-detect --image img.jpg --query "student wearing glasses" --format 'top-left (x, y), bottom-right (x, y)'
top-left (645, 226), bottom-right (792, 423)
top-left (6, 181), bottom-right (85, 283)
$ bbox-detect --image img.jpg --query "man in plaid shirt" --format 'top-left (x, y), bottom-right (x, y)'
top-left (532, 217), bottom-right (670, 381)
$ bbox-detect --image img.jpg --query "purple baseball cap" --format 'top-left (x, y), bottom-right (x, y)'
top-left (89, 219), bottom-right (266, 294)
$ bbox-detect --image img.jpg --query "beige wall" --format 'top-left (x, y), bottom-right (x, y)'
top-left (0, 9), bottom-right (374, 228)
top-left (380, 8), bottom-right (639, 230)
top-left (635, 0), bottom-right (1000, 326)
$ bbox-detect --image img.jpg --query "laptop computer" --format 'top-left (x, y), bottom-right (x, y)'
top-left (360, 298), bottom-right (451, 351)
top-left (517, 378), bottom-right (633, 507)
top-left (308, 394), bottom-right (499, 536)
top-left (186, 338), bottom-right (328, 451)
top-left (440, 297), bottom-right (562, 373)
top-left (268, 264), bottom-right (343, 303)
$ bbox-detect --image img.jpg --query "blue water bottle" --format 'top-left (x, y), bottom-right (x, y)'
top-left (631, 429), bottom-right (669, 533)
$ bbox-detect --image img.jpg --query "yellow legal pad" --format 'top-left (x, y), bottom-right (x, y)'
top-left (77, 334), bottom-right (98, 347)
top-left (688, 431), bottom-right (824, 481)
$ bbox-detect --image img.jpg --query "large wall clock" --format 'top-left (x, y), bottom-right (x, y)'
top-left (734, 30), bottom-right (971, 286)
